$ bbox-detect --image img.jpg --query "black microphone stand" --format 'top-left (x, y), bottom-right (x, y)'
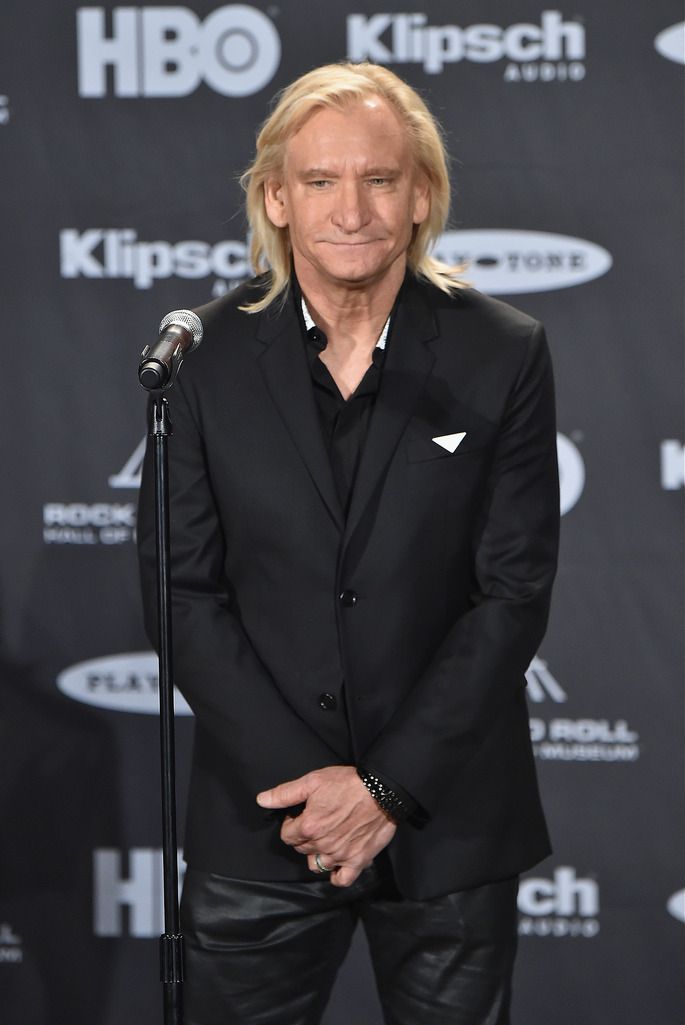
top-left (148, 393), bottom-right (184, 1025)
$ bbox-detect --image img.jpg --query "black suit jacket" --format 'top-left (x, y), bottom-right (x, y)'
top-left (138, 272), bottom-right (559, 900)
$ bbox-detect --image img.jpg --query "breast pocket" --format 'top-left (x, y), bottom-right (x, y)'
top-left (405, 424), bottom-right (495, 464)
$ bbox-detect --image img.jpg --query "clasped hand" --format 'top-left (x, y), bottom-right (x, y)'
top-left (256, 765), bottom-right (396, 887)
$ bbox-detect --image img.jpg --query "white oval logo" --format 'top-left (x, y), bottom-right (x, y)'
top-left (667, 888), bottom-right (685, 923)
top-left (57, 652), bottom-right (193, 715)
top-left (557, 433), bottom-right (585, 516)
top-left (655, 23), bottom-right (685, 64)
top-left (434, 229), bottom-right (612, 294)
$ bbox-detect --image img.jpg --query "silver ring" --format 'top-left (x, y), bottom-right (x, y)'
top-left (314, 853), bottom-right (332, 874)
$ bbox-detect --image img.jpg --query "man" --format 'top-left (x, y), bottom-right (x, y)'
top-left (138, 62), bottom-right (559, 1025)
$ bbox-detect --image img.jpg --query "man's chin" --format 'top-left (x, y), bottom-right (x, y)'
top-left (294, 247), bottom-right (406, 290)
top-left (317, 257), bottom-right (395, 287)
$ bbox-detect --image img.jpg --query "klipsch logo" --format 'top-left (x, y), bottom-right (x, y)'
top-left (348, 10), bottom-right (586, 82)
top-left (518, 866), bottom-right (599, 938)
top-left (94, 848), bottom-right (185, 937)
top-left (77, 5), bottom-right (280, 97)
top-left (655, 23), bottom-right (685, 64)
top-left (434, 230), bottom-right (612, 295)
top-left (60, 230), bottom-right (251, 291)
top-left (57, 652), bottom-right (193, 715)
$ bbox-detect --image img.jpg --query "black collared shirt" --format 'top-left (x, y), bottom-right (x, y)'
top-left (302, 319), bottom-right (386, 518)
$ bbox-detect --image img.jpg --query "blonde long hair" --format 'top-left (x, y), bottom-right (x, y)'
top-left (239, 62), bottom-right (467, 312)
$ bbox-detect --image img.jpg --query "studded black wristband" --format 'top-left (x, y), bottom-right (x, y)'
top-left (357, 768), bottom-right (409, 821)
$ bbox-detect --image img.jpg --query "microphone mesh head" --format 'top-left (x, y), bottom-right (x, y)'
top-left (158, 309), bottom-right (203, 350)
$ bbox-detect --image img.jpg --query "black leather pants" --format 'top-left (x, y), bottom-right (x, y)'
top-left (180, 857), bottom-right (518, 1025)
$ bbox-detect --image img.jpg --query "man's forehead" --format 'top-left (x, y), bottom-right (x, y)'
top-left (283, 98), bottom-right (410, 169)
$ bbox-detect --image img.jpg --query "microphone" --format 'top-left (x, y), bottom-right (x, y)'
top-left (138, 309), bottom-right (203, 390)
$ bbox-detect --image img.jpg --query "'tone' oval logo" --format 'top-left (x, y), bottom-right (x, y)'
top-left (655, 23), bottom-right (685, 64)
top-left (434, 229), bottom-right (612, 294)
top-left (667, 889), bottom-right (685, 923)
top-left (57, 652), bottom-right (193, 715)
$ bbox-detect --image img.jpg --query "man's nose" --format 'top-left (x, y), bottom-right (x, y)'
top-left (332, 180), bottom-right (370, 233)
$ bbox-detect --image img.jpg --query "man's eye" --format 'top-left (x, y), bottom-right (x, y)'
top-left (310, 180), bottom-right (330, 189)
top-left (369, 177), bottom-right (389, 186)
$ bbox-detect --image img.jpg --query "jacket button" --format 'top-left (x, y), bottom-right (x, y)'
top-left (339, 589), bottom-right (358, 607)
top-left (318, 693), bottom-right (337, 710)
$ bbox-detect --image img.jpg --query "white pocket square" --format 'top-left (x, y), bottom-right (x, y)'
top-left (431, 432), bottom-right (466, 453)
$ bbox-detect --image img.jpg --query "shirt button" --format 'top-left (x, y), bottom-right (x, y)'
top-left (339, 589), bottom-right (358, 607)
top-left (318, 693), bottom-right (337, 710)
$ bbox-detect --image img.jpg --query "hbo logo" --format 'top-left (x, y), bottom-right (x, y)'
top-left (77, 5), bottom-right (281, 98)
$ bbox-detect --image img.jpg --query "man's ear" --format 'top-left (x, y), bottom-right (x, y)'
top-left (264, 177), bottom-right (288, 228)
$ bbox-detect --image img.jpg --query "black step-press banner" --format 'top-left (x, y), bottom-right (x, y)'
top-left (1, 3), bottom-right (683, 1022)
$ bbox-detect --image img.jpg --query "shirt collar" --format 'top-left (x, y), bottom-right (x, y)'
top-left (300, 296), bottom-right (391, 351)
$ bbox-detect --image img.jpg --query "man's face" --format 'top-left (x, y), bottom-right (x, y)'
top-left (264, 97), bottom-right (430, 291)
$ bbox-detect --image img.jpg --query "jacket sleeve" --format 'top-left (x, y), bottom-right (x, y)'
top-left (137, 378), bottom-right (340, 797)
top-left (361, 322), bottom-right (560, 817)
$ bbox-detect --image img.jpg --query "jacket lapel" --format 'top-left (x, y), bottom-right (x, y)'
top-left (256, 294), bottom-right (345, 533)
top-left (343, 277), bottom-right (438, 546)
